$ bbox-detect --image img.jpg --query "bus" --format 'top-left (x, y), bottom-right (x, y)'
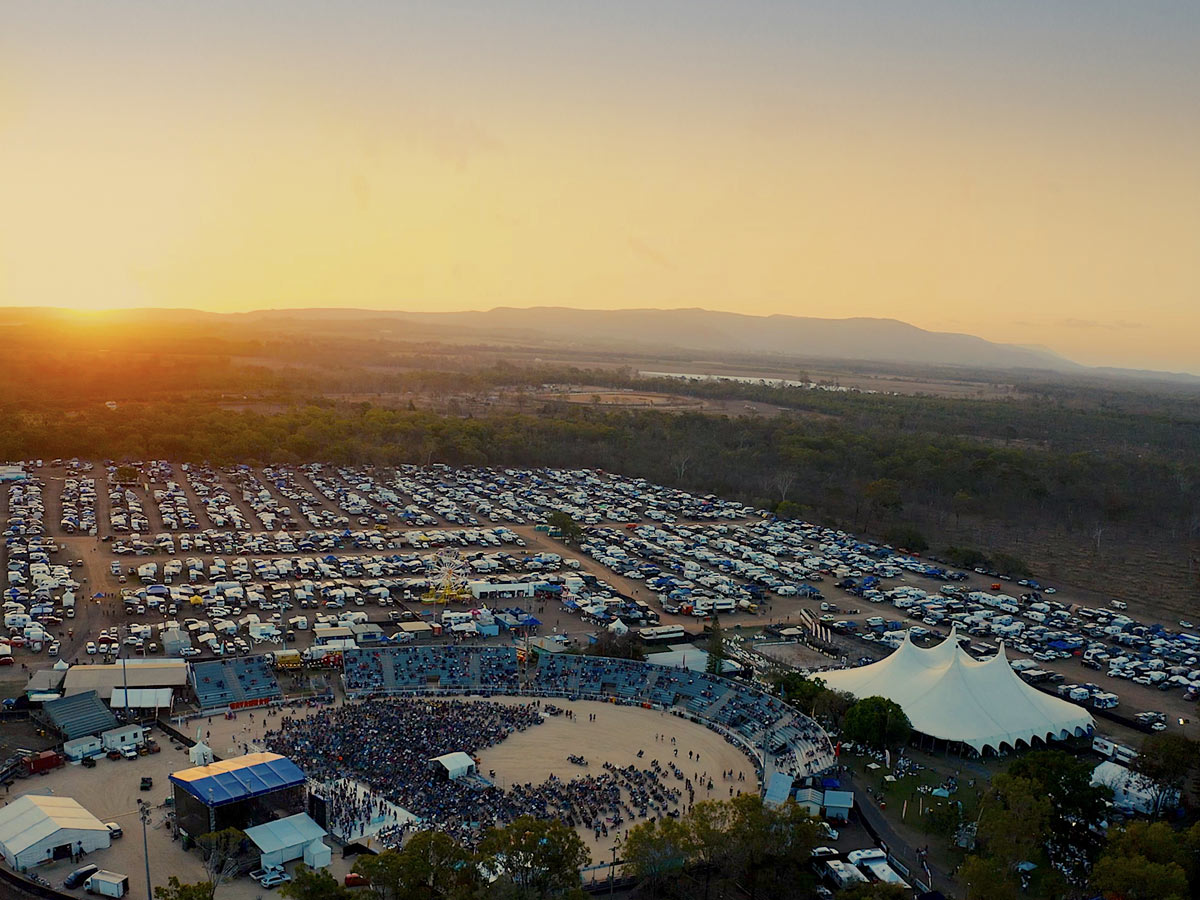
top-left (638, 625), bottom-right (687, 644)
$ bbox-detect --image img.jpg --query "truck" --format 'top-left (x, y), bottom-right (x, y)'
top-left (84, 870), bottom-right (129, 897)
top-left (271, 649), bottom-right (303, 669)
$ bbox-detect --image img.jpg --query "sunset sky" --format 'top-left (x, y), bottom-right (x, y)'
top-left (2, 2), bottom-right (1198, 371)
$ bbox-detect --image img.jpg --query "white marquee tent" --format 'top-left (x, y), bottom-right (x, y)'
top-left (244, 813), bottom-right (330, 870)
top-left (0, 794), bottom-right (110, 870)
top-left (821, 629), bottom-right (1094, 753)
top-left (430, 752), bottom-right (477, 781)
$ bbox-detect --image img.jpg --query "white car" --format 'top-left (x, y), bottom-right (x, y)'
top-left (259, 872), bottom-right (292, 889)
top-left (85, 641), bottom-right (98, 655)
top-left (48, 640), bottom-right (60, 656)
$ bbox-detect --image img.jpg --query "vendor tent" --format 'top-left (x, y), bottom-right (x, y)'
top-left (820, 629), bottom-right (1094, 754)
top-left (0, 794), bottom-right (110, 870)
top-left (111, 687), bottom-right (173, 710)
top-left (244, 813), bottom-right (330, 869)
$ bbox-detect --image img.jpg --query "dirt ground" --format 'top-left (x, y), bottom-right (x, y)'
top-left (2, 697), bottom-right (755, 898)
top-left (471, 697), bottom-right (758, 861)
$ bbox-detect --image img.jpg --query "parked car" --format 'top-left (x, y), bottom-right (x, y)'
top-left (105, 822), bottom-right (123, 839)
top-left (64, 864), bottom-right (99, 888)
top-left (260, 872), bottom-right (293, 889)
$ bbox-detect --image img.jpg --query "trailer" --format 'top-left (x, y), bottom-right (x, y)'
top-left (100, 724), bottom-right (145, 752)
top-left (84, 870), bottom-right (129, 898)
top-left (24, 750), bottom-right (64, 775)
top-left (63, 736), bottom-right (104, 762)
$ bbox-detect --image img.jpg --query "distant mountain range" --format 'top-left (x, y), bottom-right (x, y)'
top-left (4, 305), bottom-right (1198, 382)
top-left (367, 306), bottom-right (1077, 371)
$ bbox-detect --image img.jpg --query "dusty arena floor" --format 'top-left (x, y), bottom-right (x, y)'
top-left (10, 698), bottom-right (758, 898)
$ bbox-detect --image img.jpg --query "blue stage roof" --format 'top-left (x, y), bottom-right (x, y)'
top-left (169, 752), bottom-right (305, 807)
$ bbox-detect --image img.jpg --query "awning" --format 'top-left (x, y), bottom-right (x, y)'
top-left (111, 687), bottom-right (174, 708)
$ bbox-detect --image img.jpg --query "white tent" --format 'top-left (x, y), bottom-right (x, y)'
top-left (244, 813), bottom-right (330, 869)
top-left (0, 794), bottom-right (110, 870)
top-left (189, 739), bottom-right (215, 766)
top-left (430, 752), bottom-right (476, 781)
top-left (820, 629), bottom-right (1094, 754)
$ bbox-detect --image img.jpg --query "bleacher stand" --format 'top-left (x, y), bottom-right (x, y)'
top-left (190, 655), bottom-right (282, 710)
top-left (341, 647), bottom-right (834, 779)
top-left (344, 646), bottom-right (520, 694)
top-left (40, 690), bottom-right (118, 740)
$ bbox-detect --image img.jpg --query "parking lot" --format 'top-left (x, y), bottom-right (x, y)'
top-left (4, 460), bottom-right (1199, 748)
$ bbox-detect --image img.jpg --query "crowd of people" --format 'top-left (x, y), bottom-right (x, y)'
top-left (313, 777), bottom-right (411, 842)
top-left (261, 696), bottom-right (741, 849)
top-left (341, 646), bottom-right (835, 779)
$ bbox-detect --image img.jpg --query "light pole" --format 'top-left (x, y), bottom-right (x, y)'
top-left (119, 623), bottom-right (130, 721)
top-left (137, 799), bottom-right (152, 900)
top-left (609, 835), bottom-right (622, 898)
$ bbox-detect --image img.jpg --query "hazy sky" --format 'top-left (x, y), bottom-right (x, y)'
top-left (2, 2), bottom-right (1199, 371)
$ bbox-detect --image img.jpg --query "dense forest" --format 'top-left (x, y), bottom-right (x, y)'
top-left (3, 396), bottom-right (1198, 606)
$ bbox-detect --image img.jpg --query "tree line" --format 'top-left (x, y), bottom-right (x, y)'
top-left (3, 396), bottom-right (1196, 593)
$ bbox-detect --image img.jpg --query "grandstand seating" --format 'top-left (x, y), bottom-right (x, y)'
top-left (190, 655), bottom-right (282, 709)
top-left (41, 690), bottom-right (118, 740)
top-left (341, 647), bottom-right (835, 778)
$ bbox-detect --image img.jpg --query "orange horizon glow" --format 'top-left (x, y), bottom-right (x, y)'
top-left (2, 3), bottom-right (1199, 372)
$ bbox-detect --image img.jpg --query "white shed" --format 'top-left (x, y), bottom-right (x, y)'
top-left (0, 794), bottom-right (110, 870)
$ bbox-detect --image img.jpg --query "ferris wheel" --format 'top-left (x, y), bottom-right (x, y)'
top-left (426, 548), bottom-right (471, 604)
